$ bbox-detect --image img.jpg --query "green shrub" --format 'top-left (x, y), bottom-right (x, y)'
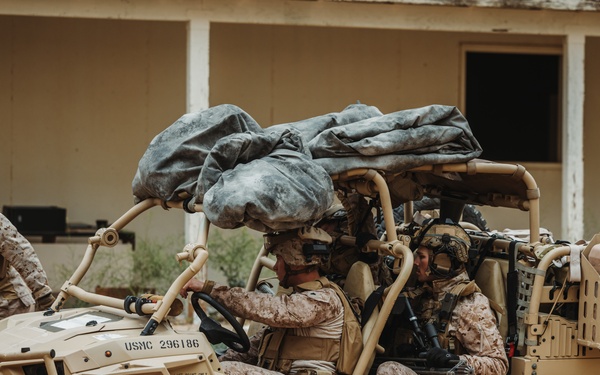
top-left (208, 228), bottom-right (263, 287)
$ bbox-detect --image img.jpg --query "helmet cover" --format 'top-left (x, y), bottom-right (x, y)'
top-left (264, 226), bottom-right (332, 266)
top-left (413, 220), bottom-right (471, 276)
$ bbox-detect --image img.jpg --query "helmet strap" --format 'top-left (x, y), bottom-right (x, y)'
top-left (281, 263), bottom-right (319, 288)
top-left (428, 248), bottom-right (458, 279)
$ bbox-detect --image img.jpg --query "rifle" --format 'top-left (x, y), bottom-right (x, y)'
top-left (401, 295), bottom-right (440, 352)
top-left (379, 296), bottom-right (474, 375)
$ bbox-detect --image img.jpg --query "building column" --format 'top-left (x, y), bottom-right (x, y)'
top-left (562, 32), bottom-right (585, 241)
top-left (184, 17), bottom-right (210, 258)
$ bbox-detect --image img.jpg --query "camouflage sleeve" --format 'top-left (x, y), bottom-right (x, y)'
top-left (210, 284), bottom-right (342, 328)
top-left (219, 326), bottom-right (265, 363)
top-left (450, 292), bottom-right (509, 375)
top-left (0, 214), bottom-right (52, 299)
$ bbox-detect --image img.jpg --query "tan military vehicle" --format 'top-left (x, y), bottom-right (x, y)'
top-left (244, 160), bottom-right (600, 375)
top-left (1, 160), bottom-right (598, 375)
top-left (1, 105), bottom-right (598, 374)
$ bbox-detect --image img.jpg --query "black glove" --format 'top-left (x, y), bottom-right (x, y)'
top-left (35, 293), bottom-right (56, 311)
top-left (425, 347), bottom-right (459, 368)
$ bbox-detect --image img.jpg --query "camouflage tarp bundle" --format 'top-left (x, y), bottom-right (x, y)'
top-left (132, 103), bottom-right (482, 232)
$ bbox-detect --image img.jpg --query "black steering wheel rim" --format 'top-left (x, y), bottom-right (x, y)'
top-left (190, 292), bottom-right (250, 353)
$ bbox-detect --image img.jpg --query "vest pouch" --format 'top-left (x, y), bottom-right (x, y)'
top-left (258, 328), bottom-right (286, 370)
top-left (327, 282), bottom-right (363, 375)
top-left (276, 359), bottom-right (293, 374)
top-left (336, 313), bottom-right (362, 375)
top-left (279, 335), bottom-right (340, 365)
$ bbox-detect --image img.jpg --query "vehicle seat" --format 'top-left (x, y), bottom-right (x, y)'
top-left (343, 261), bottom-right (379, 368)
top-left (474, 258), bottom-right (508, 340)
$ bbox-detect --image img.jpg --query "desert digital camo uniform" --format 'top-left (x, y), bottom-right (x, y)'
top-left (206, 282), bottom-right (344, 375)
top-left (0, 213), bottom-right (52, 319)
top-left (378, 272), bottom-right (508, 375)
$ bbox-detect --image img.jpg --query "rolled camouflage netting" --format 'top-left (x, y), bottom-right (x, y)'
top-left (132, 103), bottom-right (481, 232)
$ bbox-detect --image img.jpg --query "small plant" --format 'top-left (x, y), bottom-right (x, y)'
top-left (54, 235), bottom-right (185, 303)
top-left (208, 227), bottom-right (265, 287)
top-left (130, 235), bottom-right (186, 295)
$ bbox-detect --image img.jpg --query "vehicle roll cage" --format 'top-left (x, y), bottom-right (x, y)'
top-left (23, 160), bottom-right (578, 375)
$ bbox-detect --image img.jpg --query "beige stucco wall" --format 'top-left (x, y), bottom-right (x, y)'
top-left (209, 23), bottom-right (577, 237)
top-left (1, 16), bottom-right (599, 273)
top-left (0, 16), bottom-right (188, 241)
top-left (212, 23), bottom-right (565, 125)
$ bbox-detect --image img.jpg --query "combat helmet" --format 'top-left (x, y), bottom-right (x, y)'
top-left (264, 226), bottom-right (332, 266)
top-left (412, 218), bottom-right (471, 278)
top-left (264, 226), bottom-right (332, 288)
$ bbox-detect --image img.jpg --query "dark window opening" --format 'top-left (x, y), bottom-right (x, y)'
top-left (465, 52), bottom-right (560, 162)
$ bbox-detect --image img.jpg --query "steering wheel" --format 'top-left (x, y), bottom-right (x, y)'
top-left (190, 292), bottom-right (250, 353)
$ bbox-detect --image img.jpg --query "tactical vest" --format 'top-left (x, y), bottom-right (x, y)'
top-left (411, 279), bottom-right (481, 354)
top-left (257, 276), bottom-right (363, 375)
top-left (439, 279), bottom-right (481, 352)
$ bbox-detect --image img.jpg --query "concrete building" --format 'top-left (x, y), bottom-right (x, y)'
top-left (1, 1), bottom-right (599, 284)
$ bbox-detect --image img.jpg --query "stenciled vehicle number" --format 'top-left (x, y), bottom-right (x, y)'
top-left (159, 339), bottom-right (201, 349)
top-left (124, 339), bottom-right (201, 351)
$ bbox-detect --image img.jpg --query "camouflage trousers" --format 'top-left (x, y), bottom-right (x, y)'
top-left (221, 362), bottom-right (333, 375)
top-left (0, 298), bottom-right (31, 319)
top-left (221, 361), bottom-right (283, 375)
top-left (376, 361), bottom-right (418, 375)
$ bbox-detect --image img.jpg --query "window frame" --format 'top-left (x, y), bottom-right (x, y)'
top-left (459, 43), bottom-right (563, 165)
